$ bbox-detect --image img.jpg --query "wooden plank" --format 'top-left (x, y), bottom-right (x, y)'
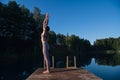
top-left (26, 68), bottom-right (102, 80)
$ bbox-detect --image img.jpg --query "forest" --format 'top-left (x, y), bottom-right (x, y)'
top-left (0, 0), bottom-right (120, 63)
top-left (0, 0), bottom-right (120, 65)
top-left (0, 1), bottom-right (91, 61)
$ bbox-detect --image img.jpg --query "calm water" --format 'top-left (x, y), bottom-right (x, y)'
top-left (1, 54), bottom-right (120, 80)
top-left (84, 58), bottom-right (120, 80)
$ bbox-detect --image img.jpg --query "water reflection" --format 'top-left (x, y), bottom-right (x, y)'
top-left (0, 53), bottom-right (120, 80)
top-left (94, 54), bottom-right (120, 66)
top-left (77, 53), bottom-right (120, 67)
top-left (0, 58), bottom-right (38, 80)
top-left (77, 54), bottom-right (92, 67)
top-left (85, 53), bottom-right (120, 80)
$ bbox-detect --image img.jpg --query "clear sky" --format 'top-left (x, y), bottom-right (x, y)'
top-left (1, 0), bottom-right (120, 44)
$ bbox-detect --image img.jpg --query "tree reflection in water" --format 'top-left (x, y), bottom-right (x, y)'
top-left (94, 54), bottom-right (120, 66)
top-left (0, 53), bottom-right (120, 80)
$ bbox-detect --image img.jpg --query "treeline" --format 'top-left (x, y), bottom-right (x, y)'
top-left (0, 1), bottom-right (120, 59)
top-left (0, 1), bottom-right (40, 54)
top-left (93, 37), bottom-right (120, 54)
top-left (0, 1), bottom-right (91, 56)
top-left (0, 1), bottom-right (93, 71)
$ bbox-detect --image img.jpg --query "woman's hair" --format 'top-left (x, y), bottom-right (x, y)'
top-left (46, 26), bottom-right (50, 31)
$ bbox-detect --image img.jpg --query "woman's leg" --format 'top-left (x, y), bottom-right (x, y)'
top-left (46, 43), bottom-right (50, 70)
top-left (42, 42), bottom-right (50, 73)
top-left (46, 50), bottom-right (50, 71)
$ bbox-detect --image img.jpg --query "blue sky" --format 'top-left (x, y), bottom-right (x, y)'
top-left (1, 0), bottom-right (120, 44)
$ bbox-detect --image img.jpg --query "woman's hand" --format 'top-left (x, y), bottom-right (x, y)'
top-left (46, 13), bottom-right (49, 18)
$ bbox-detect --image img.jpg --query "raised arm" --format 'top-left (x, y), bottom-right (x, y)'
top-left (43, 13), bottom-right (49, 29)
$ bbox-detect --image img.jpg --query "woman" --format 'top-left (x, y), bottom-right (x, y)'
top-left (41, 13), bottom-right (50, 73)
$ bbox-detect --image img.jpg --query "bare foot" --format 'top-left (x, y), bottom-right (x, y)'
top-left (43, 70), bottom-right (50, 74)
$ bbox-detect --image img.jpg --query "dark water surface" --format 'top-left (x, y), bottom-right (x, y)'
top-left (0, 54), bottom-right (120, 80)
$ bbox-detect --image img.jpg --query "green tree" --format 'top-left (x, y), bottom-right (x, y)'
top-left (48, 31), bottom-right (57, 45)
top-left (56, 33), bottom-right (66, 45)
top-left (94, 37), bottom-right (120, 53)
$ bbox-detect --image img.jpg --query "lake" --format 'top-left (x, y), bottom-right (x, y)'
top-left (84, 58), bottom-right (120, 80)
top-left (0, 53), bottom-right (120, 80)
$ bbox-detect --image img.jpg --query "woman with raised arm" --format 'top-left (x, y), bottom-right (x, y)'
top-left (41, 13), bottom-right (50, 73)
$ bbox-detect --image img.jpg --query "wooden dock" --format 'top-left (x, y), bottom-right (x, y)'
top-left (26, 68), bottom-right (102, 80)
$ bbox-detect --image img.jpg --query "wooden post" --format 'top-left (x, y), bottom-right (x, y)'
top-left (44, 59), bottom-right (45, 68)
top-left (52, 56), bottom-right (54, 68)
top-left (66, 56), bottom-right (68, 68)
top-left (74, 56), bottom-right (76, 68)
top-left (44, 56), bottom-right (54, 69)
top-left (66, 55), bottom-right (77, 69)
